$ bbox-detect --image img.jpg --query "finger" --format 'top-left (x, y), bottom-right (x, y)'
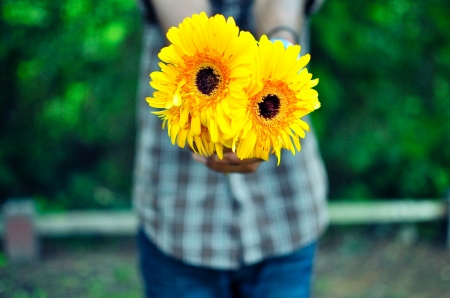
top-left (223, 152), bottom-right (260, 165)
top-left (192, 153), bottom-right (207, 165)
top-left (212, 154), bottom-right (229, 164)
top-left (206, 159), bottom-right (263, 174)
top-left (223, 153), bottom-right (264, 166)
top-left (222, 152), bottom-right (241, 165)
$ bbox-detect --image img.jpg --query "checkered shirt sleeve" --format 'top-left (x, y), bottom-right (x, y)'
top-left (133, 0), bottom-right (329, 269)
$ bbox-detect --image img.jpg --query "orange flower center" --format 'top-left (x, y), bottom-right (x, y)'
top-left (181, 53), bottom-right (230, 113)
top-left (249, 80), bottom-right (296, 129)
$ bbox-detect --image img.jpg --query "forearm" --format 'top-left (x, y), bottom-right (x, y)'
top-left (150, 0), bottom-right (212, 33)
top-left (254, 0), bottom-right (304, 43)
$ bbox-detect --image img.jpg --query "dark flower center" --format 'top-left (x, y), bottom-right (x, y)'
top-left (258, 94), bottom-right (280, 119)
top-left (196, 67), bottom-right (220, 95)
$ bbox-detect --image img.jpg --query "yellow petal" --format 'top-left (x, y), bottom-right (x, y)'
top-left (217, 114), bottom-right (231, 135)
top-left (172, 79), bottom-right (186, 107)
top-left (209, 118), bottom-right (219, 143)
top-left (170, 123), bottom-right (180, 144)
top-left (237, 131), bottom-right (257, 159)
top-left (179, 107), bottom-right (189, 127)
top-left (292, 133), bottom-right (301, 151)
top-left (221, 99), bottom-right (231, 116)
top-left (215, 143), bottom-right (224, 159)
top-left (177, 127), bottom-right (188, 148)
top-left (195, 135), bottom-right (206, 155)
top-left (274, 146), bottom-right (281, 165)
top-left (192, 115), bottom-right (201, 136)
top-left (291, 122), bottom-right (306, 138)
top-left (158, 45), bottom-right (183, 65)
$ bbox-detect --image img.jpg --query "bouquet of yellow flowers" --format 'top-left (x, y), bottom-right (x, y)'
top-left (146, 12), bottom-right (320, 165)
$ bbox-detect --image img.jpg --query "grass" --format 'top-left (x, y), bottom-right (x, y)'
top-left (1, 226), bottom-right (450, 298)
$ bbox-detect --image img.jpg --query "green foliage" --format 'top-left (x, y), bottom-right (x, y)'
top-left (0, 252), bottom-right (7, 268)
top-left (0, 0), bottom-right (141, 209)
top-left (311, 0), bottom-right (450, 199)
top-left (0, 0), bottom-right (449, 210)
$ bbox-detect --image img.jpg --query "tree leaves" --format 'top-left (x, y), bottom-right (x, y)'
top-left (0, 0), bottom-right (141, 209)
top-left (311, 0), bottom-right (450, 200)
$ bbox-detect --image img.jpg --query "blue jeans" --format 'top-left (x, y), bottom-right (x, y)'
top-left (137, 229), bottom-right (316, 298)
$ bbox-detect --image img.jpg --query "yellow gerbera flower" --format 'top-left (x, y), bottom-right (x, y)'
top-left (235, 35), bottom-right (321, 164)
top-left (146, 12), bottom-right (256, 158)
top-left (154, 105), bottom-right (224, 157)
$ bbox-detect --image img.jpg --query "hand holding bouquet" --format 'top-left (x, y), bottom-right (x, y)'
top-left (146, 12), bottom-right (320, 165)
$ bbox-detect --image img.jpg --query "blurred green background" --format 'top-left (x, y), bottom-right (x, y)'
top-left (1, 0), bottom-right (449, 211)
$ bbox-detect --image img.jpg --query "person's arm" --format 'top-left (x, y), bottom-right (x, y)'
top-left (254, 0), bottom-right (304, 43)
top-left (150, 0), bottom-right (212, 33)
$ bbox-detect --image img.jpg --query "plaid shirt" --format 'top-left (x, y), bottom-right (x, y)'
top-left (133, 0), bottom-right (328, 269)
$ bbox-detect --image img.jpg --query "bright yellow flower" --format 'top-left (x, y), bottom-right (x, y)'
top-left (146, 12), bottom-right (256, 158)
top-left (235, 35), bottom-right (321, 164)
top-left (154, 106), bottom-right (222, 157)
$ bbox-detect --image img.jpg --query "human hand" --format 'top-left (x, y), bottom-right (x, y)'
top-left (192, 151), bottom-right (264, 174)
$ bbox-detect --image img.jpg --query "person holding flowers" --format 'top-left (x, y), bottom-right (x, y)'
top-left (133, 0), bottom-right (328, 297)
